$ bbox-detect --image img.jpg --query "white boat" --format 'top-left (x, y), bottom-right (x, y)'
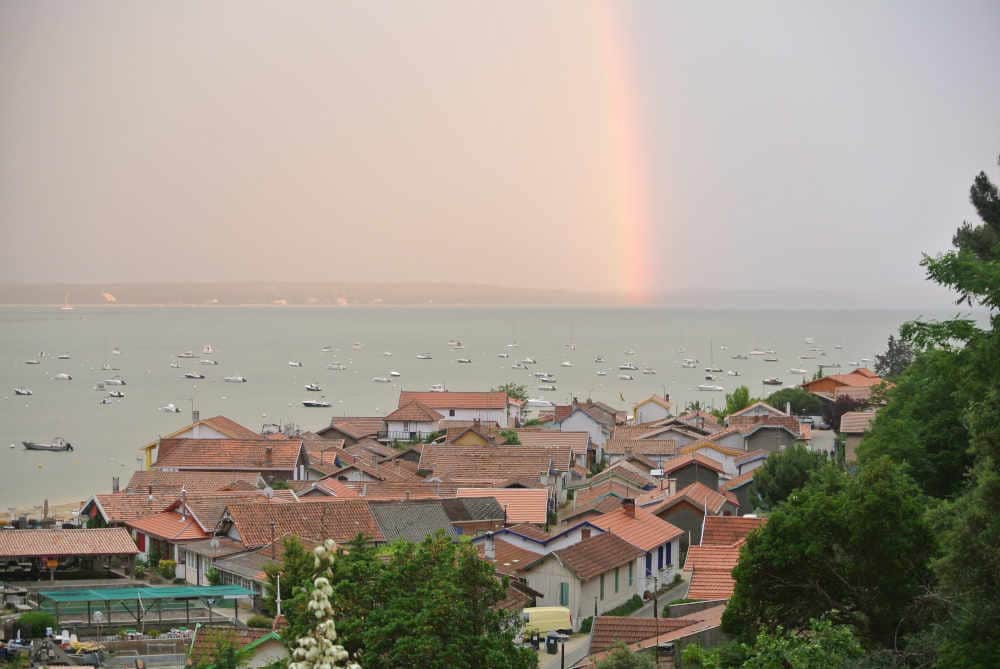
top-left (698, 384), bottom-right (724, 391)
top-left (763, 356), bottom-right (779, 362)
top-left (596, 369), bottom-right (609, 376)
top-left (805, 337), bottom-right (815, 345)
top-left (371, 376), bottom-right (391, 383)
top-left (99, 398), bottom-right (113, 405)
top-left (594, 355), bottom-right (606, 363)
top-left (23, 437), bottom-right (73, 452)
top-left (537, 384), bottom-right (557, 391)
top-left (327, 363), bottom-right (347, 371)
top-left (321, 345), bottom-right (334, 352)
top-left (641, 368), bottom-right (657, 375)
top-left (383, 351), bottom-right (393, 357)
top-left (624, 349), bottom-right (636, 356)
top-left (799, 354), bottom-right (816, 360)
top-left (538, 376), bottom-right (556, 384)
top-left (726, 370), bottom-right (741, 376)
top-left (848, 361), bottom-right (859, 366)
top-left (101, 362), bottom-right (119, 371)
top-left (720, 345), bottom-right (728, 350)
top-left (288, 361), bottom-right (303, 367)
top-left (56, 353), bottom-right (70, 360)
top-left (522, 357), bottom-right (536, 365)
top-left (13, 388), bottom-right (32, 396)
top-left (560, 361), bottom-right (573, 367)
top-left (749, 350), bottom-right (765, 356)
top-left (112, 347), bottom-right (121, 356)
top-left (762, 377), bottom-right (783, 386)
top-left (416, 353), bottom-right (433, 360)
top-left (618, 374), bottom-right (635, 381)
top-left (429, 384), bottom-right (447, 392)
top-left (202, 344), bottom-right (215, 355)
top-left (533, 371), bottom-right (551, 378)
top-left (305, 383), bottom-right (322, 392)
top-left (731, 353), bottom-right (749, 360)
top-left (834, 345), bottom-right (844, 350)
top-left (224, 376), bottom-right (248, 383)
top-left (860, 357), bottom-right (871, 363)
top-left (457, 358), bottom-right (472, 364)
top-left (389, 371), bottom-right (401, 377)
top-left (704, 367), bottom-right (723, 373)
top-left (54, 373), bottom-right (72, 380)
top-left (526, 398), bottom-right (554, 408)
top-left (24, 359), bottom-right (40, 365)
top-left (104, 375), bottom-right (126, 386)
top-left (788, 368), bottom-right (808, 374)
top-left (200, 359), bottom-right (219, 365)
top-left (177, 351), bottom-right (196, 359)
top-left (511, 362), bottom-right (527, 370)
top-left (159, 403), bottom-right (181, 413)
top-left (302, 399), bottom-right (331, 408)
top-left (824, 362), bottom-right (842, 368)
top-left (107, 391), bottom-right (126, 398)
top-left (506, 342), bottom-right (520, 348)
top-left (497, 352), bottom-right (510, 359)
top-left (184, 372), bottom-right (205, 379)
top-left (681, 360), bottom-right (697, 369)
top-left (705, 374), bottom-right (716, 381)
top-left (169, 361), bottom-right (181, 368)
top-left (352, 342), bottom-right (363, 350)
top-left (619, 362), bottom-right (638, 371)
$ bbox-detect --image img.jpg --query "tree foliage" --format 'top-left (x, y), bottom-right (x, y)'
top-left (713, 386), bottom-right (755, 420)
top-left (492, 382), bottom-right (527, 402)
top-left (724, 459), bottom-right (934, 646)
top-left (266, 534), bottom-right (534, 669)
top-left (874, 334), bottom-right (914, 379)
top-left (195, 630), bottom-right (253, 669)
top-left (764, 387), bottom-right (823, 416)
top-left (596, 642), bottom-right (655, 669)
top-left (750, 443), bottom-right (827, 511)
top-left (822, 395), bottom-right (868, 432)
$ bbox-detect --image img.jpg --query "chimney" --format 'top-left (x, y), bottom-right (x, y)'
top-left (668, 478), bottom-right (677, 496)
top-left (112, 476), bottom-right (120, 493)
top-left (581, 527), bottom-right (591, 540)
top-left (483, 531), bottom-right (495, 560)
top-left (622, 498), bottom-right (636, 519)
top-left (265, 445), bottom-right (273, 466)
top-left (192, 409), bottom-right (200, 424)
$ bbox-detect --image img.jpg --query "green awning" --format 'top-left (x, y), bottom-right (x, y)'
top-left (39, 584), bottom-right (253, 603)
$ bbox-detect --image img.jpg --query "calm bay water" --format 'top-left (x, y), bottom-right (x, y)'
top-left (0, 306), bottom-right (942, 506)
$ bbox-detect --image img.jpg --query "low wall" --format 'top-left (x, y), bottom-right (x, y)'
top-left (665, 599), bottom-right (727, 619)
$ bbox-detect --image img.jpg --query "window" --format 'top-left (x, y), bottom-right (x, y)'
top-left (614, 567), bottom-right (620, 593)
top-left (645, 552), bottom-right (652, 576)
top-left (658, 545), bottom-right (664, 570)
top-left (628, 561), bottom-right (634, 586)
top-left (449, 409), bottom-right (456, 417)
top-left (559, 582), bottom-right (569, 606)
top-left (665, 542), bottom-right (672, 566)
top-left (600, 574), bottom-right (605, 600)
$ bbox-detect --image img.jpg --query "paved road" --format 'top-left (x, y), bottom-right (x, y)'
top-left (633, 578), bottom-right (690, 618)
top-left (536, 633), bottom-right (591, 669)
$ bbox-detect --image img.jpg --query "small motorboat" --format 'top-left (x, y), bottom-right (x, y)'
top-left (200, 359), bottom-right (219, 365)
top-left (54, 373), bottom-right (72, 380)
top-left (56, 353), bottom-right (71, 360)
top-left (624, 349), bottom-right (637, 356)
top-left (23, 437), bottom-right (73, 452)
top-left (560, 361), bottom-right (573, 367)
top-left (833, 344), bottom-right (844, 350)
top-left (99, 398), bottom-right (113, 405)
top-left (749, 349), bottom-right (765, 356)
top-left (383, 351), bottom-right (393, 357)
top-left (321, 345), bottom-right (334, 352)
top-left (641, 368), bottom-right (657, 375)
top-left (731, 353), bottom-right (749, 360)
top-left (705, 374), bottom-right (716, 381)
top-left (763, 356), bottom-right (779, 362)
top-left (788, 368), bottom-right (808, 374)
top-left (805, 337), bottom-right (815, 344)
top-left (727, 370), bottom-right (741, 376)
top-left (104, 375), bottom-right (126, 386)
top-left (160, 403), bottom-right (181, 413)
top-left (511, 362), bottom-right (527, 370)
top-left (177, 351), bottom-right (196, 359)
top-left (327, 363), bottom-right (347, 371)
top-left (704, 367), bottom-right (723, 373)
top-left (389, 371), bottom-right (401, 377)
top-left (537, 384), bottom-right (557, 391)
top-left (619, 362), bottom-right (638, 371)
top-left (371, 376), bottom-right (391, 383)
top-left (416, 353), bottom-right (433, 360)
top-left (848, 361), bottom-right (860, 366)
top-left (102, 363), bottom-right (117, 371)
top-left (303, 398), bottom-right (331, 408)
top-left (860, 357), bottom-right (871, 363)
top-left (596, 369), bottom-right (609, 376)
top-left (594, 355), bottom-right (606, 363)
top-left (288, 361), bottom-right (303, 367)
top-left (429, 384), bottom-right (447, 392)
top-left (618, 374), bottom-right (635, 381)
top-left (184, 371), bottom-right (205, 379)
top-left (698, 384), bottom-right (724, 391)
top-left (762, 377), bottom-right (783, 386)
top-left (305, 383), bottom-right (322, 392)
top-left (681, 360), bottom-right (697, 368)
top-left (522, 357), bottom-right (536, 365)
top-left (107, 391), bottom-right (126, 398)
top-left (497, 352), bottom-right (510, 359)
top-left (224, 376), bottom-right (248, 383)
top-left (506, 342), bottom-right (520, 348)
top-left (799, 354), bottom-right (816, 360)
top-left (457, 358), bottom-right (472, 364)
top-left (352, 342), bottom-right (363, 350)
top-left (170, 361), bottom-right (181, 368)
top-left (538, 375), bottom-right (556, 384)
top-left (14, 388), bottom-right (32, 396)
top-left (24, 359), bottom-right (40, 365)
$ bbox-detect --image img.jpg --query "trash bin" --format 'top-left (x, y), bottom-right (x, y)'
top-left (545, 633), bottom-right (559, 654)
top-left (530, 633), bottom-right (540, 650)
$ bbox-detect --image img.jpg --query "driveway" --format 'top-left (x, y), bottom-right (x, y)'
top-left (632, 578), bottom-right (690, 618)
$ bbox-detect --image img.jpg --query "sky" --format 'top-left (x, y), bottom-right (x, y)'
top-left (1, 0), bottom-right (998, 305)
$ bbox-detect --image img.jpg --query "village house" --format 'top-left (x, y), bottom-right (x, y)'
top-left (632, 394), bottom-right (672, 425)
top-left (627, 424), bottom-right (705, 448)
top-left (602, 438), bottom-right (678, 468)
top-left (589, 498), bottom-right (684, 595)
top-left (684, 515), bottom-right (767, 601)
top-left (0, 528), bottom-right (140, 581)
top-left (189, 627), bottom-right (288, 669)
top-left (677, 440), bottom-right (747, 476)
top-left (396, 390), bottom-right (512, 427)
top-left (383, 401), bottom-right (444, 441)
top-left (455, 488), bottom-right (549, 525)
top-left (217, 499), bottom-right (384, 550)
top-left (734, 449), bottom-right (769, 475)
top-left (315, 416), bottom-right (385, 445)
top-left (646, 482), bottom-right (740, 548)
top-left (554, 401), bottom-right (616, 451)
top-left (801, 367), bottom-right (886, 396)
top-left (659, 453), bottom-right (725, 490)
top-left (141, 413), bottom-right (261, 469)
top-left (726, 401), bottom-right (789, 421)
top-left (721, 470), bottom-right (757, 511)
top-left (725, 415), bottom-right (807, 453)
top-left (152, 438), bottom-right (308, 483)
top-left (840, 410), bottom-right (877, 463)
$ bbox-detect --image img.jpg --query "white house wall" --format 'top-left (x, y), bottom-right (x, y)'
top-left (560, 412), bottom-right (606, 447)
top-left (635, 402), bottom-right (670, 425)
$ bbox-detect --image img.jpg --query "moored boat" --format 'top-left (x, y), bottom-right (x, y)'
top-left (224, 376), bottom-right (248, 383)
top-left (23, 437), bottom-right (73, 452)
top-left (14, 388), bottom-right (32, 396)
top-left (762, 377), bottom-right (783, 386)
top-left (303, 398), bottom-right (331, 408)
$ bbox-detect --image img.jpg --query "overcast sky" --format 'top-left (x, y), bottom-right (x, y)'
top-left (1, 1), bottom-right (998, 304)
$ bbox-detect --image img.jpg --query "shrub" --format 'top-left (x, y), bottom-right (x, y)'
top-left (579, 616), bottom-right (593, 633)
top-left (16, 611), bottom-right (57, 637)
top-left (206, 567), bottom-right (221, 586)
top-left (147, 630), bottom-right (160, 638)
top-left (157, 559), bottom-right (176, 580)
top-left (247, 614), bottom-right (273, 629)
top-left (605, 595), bottom-right (644, 617)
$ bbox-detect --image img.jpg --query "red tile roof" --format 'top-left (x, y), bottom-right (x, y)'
top-left (684, 541), bottom-right (745, 600)
top-left (345, 480), bottom-right (458, 499)
top-left (418, 444), bottom-right (575, 482)
top-left (88, 492), bottom-right (175, 525)
top-left (679, 440), bottom-right (746, 458)
top-left (125, 471), bottom-right (263, 495)
top-left (456, 488), bottom-right (549, 524)
top-left (840, 411), bottom-right (877, 434)
top-left (398, 391), bottom-right (508, 410)
top-left (505, 523), bottom-right (551, 541)
top-left (589, 504), bottom-right (683, 551)
top-left (154, 439), bottom-right (303, 473)
top-left (532, 533), bottom-right (643, 580)
top-left (659, 453), bottom-right (726, 475)
top-left (647, 482), bottom-right (735, 516)
top-left (578, 606), bottom-right (725, 667)
top-left (327, 459), bottom-right (423, 483)
top-left (562, 495), bottom-right (625, 523)
top-left (514, 430), bottom-right (591, 451)
top-left (385, 401), bottom-right (444, 422)
top-left (485, 538), bottom-right (541, 576)
top-left (726, 402), bottom-right (787, 419)
top-left (199, 416), bottom-right (262, 439)
top-left (582, 461), bottom-right (655, 489)
top-left (0, 528), bottom-right (139, 558)
top-left (701, 516), bottom-right (766, 546)
top-left (604, 438), bottom-right (678, 457)
top-left (720, 470), bottom-right (756, 492)
top-left (728, 414), bottom-right (805, 436)
top-left (128, 511), bottom-right (208, 542)
top-left (573, 480), bottom-right (647, 510)
top-left (320, 417), bottom-right (385, 440)
top-left (735, 449), bottom-right (769, 466)
top-left (223, 499), bottom-right (382, 547)
top-left (590, 616), bottom-right (699, 654)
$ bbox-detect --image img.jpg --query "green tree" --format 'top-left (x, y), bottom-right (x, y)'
top-left (263, 536), bottom-right (322, 645)
top-left (492, 382), bottom-right (527, 402)
top-left (750, 444), bottom-right (827, 511)
top-left (499, 429), bottom-right (520, 445)
top-left (596, 642), bottom-right (655, 669)
top-left (764, 387), bottom-right (822, 416)
top-left (15, 611), bottom-right (57, 638)
top-left (194, 630), bottom-right (251, 669)
top-left (713, 386), bottom-right (754, 420)
top-left (873, 334), bottom-right (914, 379)
top-left (821, 394), bottom-right (868, 432)
top-left (724, 458), bottom-right (934, 646)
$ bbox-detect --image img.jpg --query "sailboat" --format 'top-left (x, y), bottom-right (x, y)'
top-left (60, 293), bottom-right (74, 311)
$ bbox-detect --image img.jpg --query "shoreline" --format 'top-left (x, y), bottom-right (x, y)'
top-left (1, 499), bottom-right (85, 525)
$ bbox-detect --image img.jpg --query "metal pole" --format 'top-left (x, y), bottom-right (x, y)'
top-left (561, 639), bottom-right (565, 669)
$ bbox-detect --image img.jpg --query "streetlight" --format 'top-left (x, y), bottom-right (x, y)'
top-left (652, 576), bottom-right (659, 618)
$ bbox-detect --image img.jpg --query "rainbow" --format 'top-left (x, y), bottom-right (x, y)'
top-left (591, 1), bottom-right (655, 303)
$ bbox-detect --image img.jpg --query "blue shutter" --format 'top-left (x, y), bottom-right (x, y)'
top-left (559, 582), bottom-right (569, 606)
top-left (645, 552), bottom-right (652, 576)
top-left (658, 545), bottom-right (664, 570)
top-left (665, 542), bottom-right (672, 566)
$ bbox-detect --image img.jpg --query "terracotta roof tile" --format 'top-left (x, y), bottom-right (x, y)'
top-left (0, 528), bottom-right (139, 558)
top-left (735, 449), bottom-right (769, 466)
top-left (684, 541), bottom-right (747, 600)
top-left (125, 471), bottom-right (263, 495)
top-left (328, 458), bottom-right (423, 483)
top-left (589, 504), bottom-right (684, 551)
top-left (647, 482), bottom-right (735, 516)
top-left (199, 416), bottom-right (262, 439)
top-left (154, 439), bottom-right (303, 473)
top-left (189, 627), bottom-right (275, 666)
top-left (128, 511), bottom-right (209, 542)
top-left (483, 538), bottom-right (541, 576)
top-left (590, 617), bottom-right (698, 654)
top-left (679, 440), bottom-right (746, 458)
top-left (701, 516), bottom-right (766, 546)
top-left (514, 430), bottom-right (591, 451)
top-left (344, 481), bottom-right (458, 499)
top-left (580, 461), bottom-right (655, 489)
top-left (223, 499), bottom-right (382, 547)
top-left (720, 470), bottom-right (756, 491)
top-left (505, 523), bottom-right (551, 541)
top-left (726, 402), bottom-right (787, 419)
top-left (88, 492), bottom-right (175, 525)
top-left (343, 439), bottom-right (398, 460)
top-left (840, 411), bottom-right (877, 434)
top-left (547, 533), bottom-right (644, 580)
top-left (385, 401), bottom-right (444, 422)
top-left (456, 488), bottom-right (548, 524)
top-left (660, 453), bottom-right (726, 475)
top-left (604, 438), bottom-right (678, 457)
top-left (561, 495), bottom-right (624, 523)
top-left (418, 444), bottom-right (574, 481)
top-left (398, 391), bottom-right (508, 410)
top-left (573, 480), bottom-right (647, 510)
top-left (319, 417), bottom-right (385, 440)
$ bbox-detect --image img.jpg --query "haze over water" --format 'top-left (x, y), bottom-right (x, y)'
top-left (0, 305), bottom-right (967, 507)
